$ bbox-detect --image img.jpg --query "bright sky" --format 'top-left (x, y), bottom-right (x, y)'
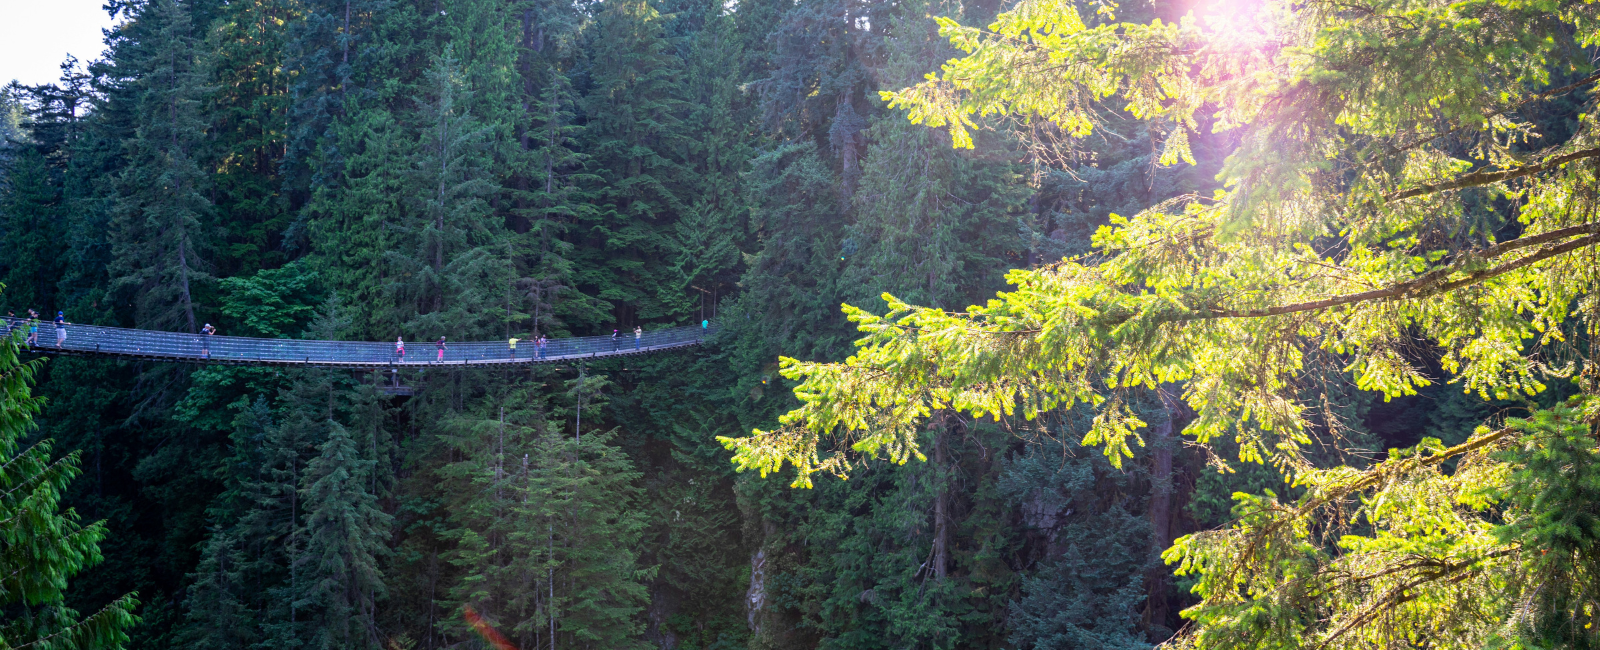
top-left (0, 0), bottom-right (121, 87)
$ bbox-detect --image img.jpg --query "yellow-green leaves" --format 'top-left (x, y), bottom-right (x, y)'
top-left (1081, 398), bottom-right (1146, 468)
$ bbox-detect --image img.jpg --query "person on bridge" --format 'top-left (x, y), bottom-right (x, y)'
top-left (25, 310), bottom-right (39, 348)
top-left (54, 312), bottom-right (68, 348)
top-left (436, 336), bottom-right (446, 362)
top-left (537, 335), bottom-right (547, 359)
top-left (508, 336), bottom-right (520, 360)
top-left (395, 337), bottom-right (406, 362)
top-left (611, 329), bottom-right (619, 351)
top-left (201, 323), bottom-right (216, 358)
top-left (634, 326), bottom-right (641, 350)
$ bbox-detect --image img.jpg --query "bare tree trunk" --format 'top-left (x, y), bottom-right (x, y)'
top-left (340, 0), bottom-right (351, 104)
top-left (932, 413), bottom-right (951, 581)
top-left (1143, 387), bottom-right (1180, 640)
top-left (178, 236), bottom-right (197, 333)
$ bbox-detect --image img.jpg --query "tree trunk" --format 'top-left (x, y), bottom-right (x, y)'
top-left (1143, 387), bottom-right (1180, 640)
top-left (932, 413), bottom-right (951, 582)
top-left (178, 235), bottom-right (197, 334)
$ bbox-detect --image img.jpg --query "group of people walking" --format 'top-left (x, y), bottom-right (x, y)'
top-left (394, 324), bottom-right (657, 362)
top-left (394, 334), bottom-right (555, 363)
top-left (611, 326), bottom-right (644, 351)
top-left (3, 309), bottom-right (68, 349)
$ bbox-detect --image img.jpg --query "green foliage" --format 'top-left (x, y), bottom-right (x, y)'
top-left (217, 262), bottom-right (323, 338)
top-left (1000, 438), bottom-right (1151, 650)
top-left (1491, 399), bottom-right (1600, 647)
top-left (0, 148), bottom-right (64, 313)
top-left (1163, 397), bottom-right (1600, 649)
top-left (202, 0), bottom-right (293, 274)
top-left (0, 329), bottom-right (139, 649)
top-left (108, 0), bottom-right (215, 333)
top-left (299, 419), bottom-right (392, 650)
top-left (578, 0), bottom-right (693, 322)
top-left (438, 400), bottom-right (652, 650)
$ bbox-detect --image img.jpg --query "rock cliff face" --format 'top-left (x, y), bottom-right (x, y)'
top-left (746, 548), bottom-right (768, 634)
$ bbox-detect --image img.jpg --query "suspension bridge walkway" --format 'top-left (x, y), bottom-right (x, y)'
top-left (3, 318), bottom-right (712, 369)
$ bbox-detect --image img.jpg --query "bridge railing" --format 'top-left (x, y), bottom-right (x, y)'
top-left (0, 318), bottom-right (710, 366)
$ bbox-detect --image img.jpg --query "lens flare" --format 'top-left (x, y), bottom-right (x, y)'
top-left (463, 605), bottom-right (519, 650)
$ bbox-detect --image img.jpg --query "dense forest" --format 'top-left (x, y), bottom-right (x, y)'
top-left (2, 0), bottom-right (1598, 648)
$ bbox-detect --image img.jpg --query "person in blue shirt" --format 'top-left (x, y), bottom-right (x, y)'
top-left (54, 312), bottom-right (68, 348)
top-left (25, 310), bottom-right (39, 348)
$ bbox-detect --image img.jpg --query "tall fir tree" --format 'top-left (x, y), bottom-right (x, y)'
top-left (108, 0), bottom-right (215, 333)
top-left (672, 0), bottom-right (754, 316)
top-left (203, 0), bottom-right (296, 273)
top-left (298, 419), bottom-right (391, 650)
top-left (0, 313), bottom-right (140, 649)
top-left (579, 0), bottom-right (693, 325)
top-left (0, 147), bottom-right (63, 313)
top-left (396, 47), bottom-right (507, 337)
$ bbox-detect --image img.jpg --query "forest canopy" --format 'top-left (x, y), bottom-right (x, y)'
top-left (720, 0), bottom-right (1600, 646)
top-left (5, 0), bottom-right (1599, 646)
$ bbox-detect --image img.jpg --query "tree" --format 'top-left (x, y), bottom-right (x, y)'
top-left (109, 0), bottom-right (214, 333)
top-left (579, 0), bottom-right (693, 324)
top-left (203, 0), bottom-right (295, 274)
top-left (723, 0), bottom-right (1600, 646)
top-left (0, 317), bottom-right (139, 649)
top-left (0, 147), bottom-right (63, 312)
top-left (298, 420), bottom-right (391, 650)
top-left (439, 400), bottom-right (652, 650)
top-left (395, 47), bottom-right (506, 336)
top-left (671, 0), bottom-right (754, 318)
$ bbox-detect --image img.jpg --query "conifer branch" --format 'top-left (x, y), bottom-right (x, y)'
top-left (1197, 224), bottom-right (1600, 321)
top-left (1386, 147), bottom-right (1600, 202)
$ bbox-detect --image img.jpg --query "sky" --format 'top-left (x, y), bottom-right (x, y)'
top-left (0, 0), bottom-right (121, 87)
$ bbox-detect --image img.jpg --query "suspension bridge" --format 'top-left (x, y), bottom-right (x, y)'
top-left (3, 318), bottom-right (712, 369)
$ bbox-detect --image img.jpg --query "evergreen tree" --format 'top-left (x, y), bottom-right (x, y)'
top-left (0, 318), bottom-right (139, 649)
top-left (179, 529), bottom-right (253, 648)
top-left (579, 0), bottom-right (693, 324)
top-left (0, 147), bottom-right (63, 313)
top-left (108, 0), bottom-right (214, 332)
top-left (438, 390), bottom-right (651, 650)
top-left (203, 0), bottom-right (295, 273)
top-left (280, 0), bottom-right (365, 207)
top-left (396, 48), bottom-right (506, 336)
top-left (307, 105), bottom-right (409, 339)
top-left (672, 0), bottom-right (754, 316)
top-left (298, 420), bottom-right (391, 650)
top-left (514, 71), bottom-right (608, 335)
top-left (1000, 437), bottom-right (1151, 650)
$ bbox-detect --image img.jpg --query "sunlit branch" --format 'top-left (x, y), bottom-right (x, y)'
top-left (1297, 425), bottom-right (1511, 520)
top-left (1194, 225), bottom-right (1600, 321)
top-left (1386, 147), bottom-right (1600, 202)
top-left (1393, 70), bottom-right (1600, 153)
